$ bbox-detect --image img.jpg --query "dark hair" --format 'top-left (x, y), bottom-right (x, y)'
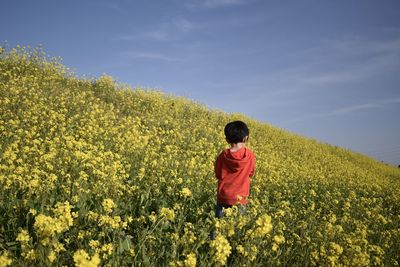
top-left (224, 121), bottom-right (249, 144)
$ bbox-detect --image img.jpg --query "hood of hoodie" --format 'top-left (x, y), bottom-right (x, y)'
top-left (222, 147), bottom-right (253, 172)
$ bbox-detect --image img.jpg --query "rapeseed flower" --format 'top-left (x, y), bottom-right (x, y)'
top-left (160, 207), bottom-right (175, 222)
top-left (16, 229), bottom-right (30, 243)
top-left (101, 243), bottom-right (114, 259)
top-left (251, 214), bottom-right (273, 238)
top-left (1, 46), bottom-right (400, 266)
top-left (47, 251), bottom-right (56, 263)
top-left (273, 235), bottom-right (285, 245)
top-left (180, 187), bottom-right (192, 198)
top-left (183, 253), bottom-right (196, 267)
top-left (73, 250), bottom-right (100, 267)
top-left (102, 198), bottom-right (116, 213)
top-left (210, 235), bottom-right (231, 265)
top-left (0, 252), bottom-right (12, 267)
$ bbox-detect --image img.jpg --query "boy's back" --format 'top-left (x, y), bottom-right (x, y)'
top-left (215, 146), bottom-right (255, 205)
top-left (214, 121), bottom-right (256, 206)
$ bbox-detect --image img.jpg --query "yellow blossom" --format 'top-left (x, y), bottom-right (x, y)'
top-left (180, 187), bottom-right (192, 198)
top-left (273, 235), bottom-right (285, 244)
top-left (210, 235), bottom-right (231, 265)
top-left (1, 46), bottom-right (400, 267)
top-left (48, 251), bottom-right (56, 263)
top-left (251, 214), bottom-right (273, 238)
top-left (89, 240), bottom-right (100, 249)
top-left (102, 198), bottom-right (116, 213)
top-left (183, 253), bottom-right (196, 267)
top-left (160, 207), bottom-right (175, 222)
top-left (16, 229), bottom-right (30, 243)
top-left (29, 208), bottom-right (37, 216)
top-left (73, 250), bottom-right (100, 267)
top-left (236, 245), bottom-right (247, 256)
top-left (329, 242), bottom-right (343, 255)
top-left (23, 249), bottom-right (36, 261)
top-left (0, 252), bottom-right (12, 267)
top-left (101, 243), bottom-right (114, 258)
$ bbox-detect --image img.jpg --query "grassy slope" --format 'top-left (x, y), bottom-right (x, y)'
top-left (1, 47), bottom-right (399, 266)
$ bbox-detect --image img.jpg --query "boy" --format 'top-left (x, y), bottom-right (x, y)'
top-left (214, 120), bottom-right (256, 218)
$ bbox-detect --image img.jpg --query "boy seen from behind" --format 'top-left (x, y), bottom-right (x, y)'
top-left (214, 120), bottom-right (256, 218)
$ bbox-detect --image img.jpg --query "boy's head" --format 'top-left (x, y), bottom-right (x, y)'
top-left (224, 121), bottom-right (249, 144)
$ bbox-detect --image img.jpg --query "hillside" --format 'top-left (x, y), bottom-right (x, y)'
top-left (1, 46), bottom-right (399, 266)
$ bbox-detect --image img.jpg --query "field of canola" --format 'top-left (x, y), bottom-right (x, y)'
top-left (0, 46), bottom-right (399, 266)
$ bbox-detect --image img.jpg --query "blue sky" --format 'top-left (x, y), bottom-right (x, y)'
top-left (2, 0), bottom-right (400, 166)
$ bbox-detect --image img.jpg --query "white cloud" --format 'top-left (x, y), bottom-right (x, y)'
top-left (204, 0), bottom-right (244, 7)
top-left (321, 36), bottom-right (400, 57)
top-left (123, 52), bottom-right (183, 62)
top-left (332, 98), bottom-right (400, 115)
top-left (332, 97), bottom-right (400, 115)
top-left (333, 103), bottom-right (382, 115)
top-left (253, 36), bottom-right (400, 125)
top-left (114, 18), bottom-right (195, 42)
top-left (185, 0), bottom-right (248, 8)
top-left (298, 38), bottom-right (400, 86)
top-left (244, 36), bottom-right (400, 99)
top-left (174, 18), bottom-right (194, 32)
top-left (93, 2), bottom-right (125, 13)
top-left (113, 34), bottom-right (136, 41)
top-left (286, 97), bottom-right (400, 123)
top-left (144, 30), bottom-right (171, 41)
top-left (144, 18), bottom-right (194, 41)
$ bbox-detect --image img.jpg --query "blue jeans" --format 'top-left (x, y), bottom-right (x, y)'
top-left (216, 203), bottom-right (233, 218)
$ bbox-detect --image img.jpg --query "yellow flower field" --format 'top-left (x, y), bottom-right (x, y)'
top-left (0, 46), bottom-right (399, 266)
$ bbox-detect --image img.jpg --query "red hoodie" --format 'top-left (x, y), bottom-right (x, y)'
top-left (215, 147), bottom-right (255, 205)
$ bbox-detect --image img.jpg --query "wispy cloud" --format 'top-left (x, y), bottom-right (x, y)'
top-left (244, 36), bottom-right (400, 125)
top-left (185, 0), bottom-right (249, 9)
top-left (204, 0), bottom-right (245, 7)
top-left (114, 17), bottom-right (195, 42)
top-left (285, 97), bottom-right (400, 123)
top-left (320, 36), bottom-right (400, 57)
top-left (92, 2), bottom-right (125, 13)
top-left (243, 36), bottom-right (400, 99)
top-left (174, 17), bottom-right (194, 32)
top-left (144, 18), bottom-right (194, 41)
top-left (333, 103), bottom-right (382, 115)
top-left (122, 52), bottom-right (183, 62)
top-left (95, 50), bottom-right (184, 72)
top-left (295, 40), bottom-right (399, 87)
top-left (334, 98), bottom-right (400, 114)
top-left (113, 31), bottom-right (170, 42)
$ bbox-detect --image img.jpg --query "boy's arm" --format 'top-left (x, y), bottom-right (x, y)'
top-left (214, 153), bottom-right (222, 180)
top-left (249, 153), bottom-right (255, 177)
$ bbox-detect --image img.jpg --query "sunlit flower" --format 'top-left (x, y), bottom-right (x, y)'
top-left (102, 198), bottom-right (116, 213)
top-left (73, 250), bottom-right (100, 267)
top-left (180, 187), bottom-right (192, 198)
top-left (16, 230), bottom-right (30, 243)
top-left (0, 251), bottom-right (12, 267)
top-left (183, 253), bottom-right (196, 267)
top-left (210, 235), bottom-right (231, 265)
top-left (160, 207), bottom-right (175, 222)
top-left (273, 235), bottom-right (285, 244)
top-left (1, 46), bottom-right (399, 267)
